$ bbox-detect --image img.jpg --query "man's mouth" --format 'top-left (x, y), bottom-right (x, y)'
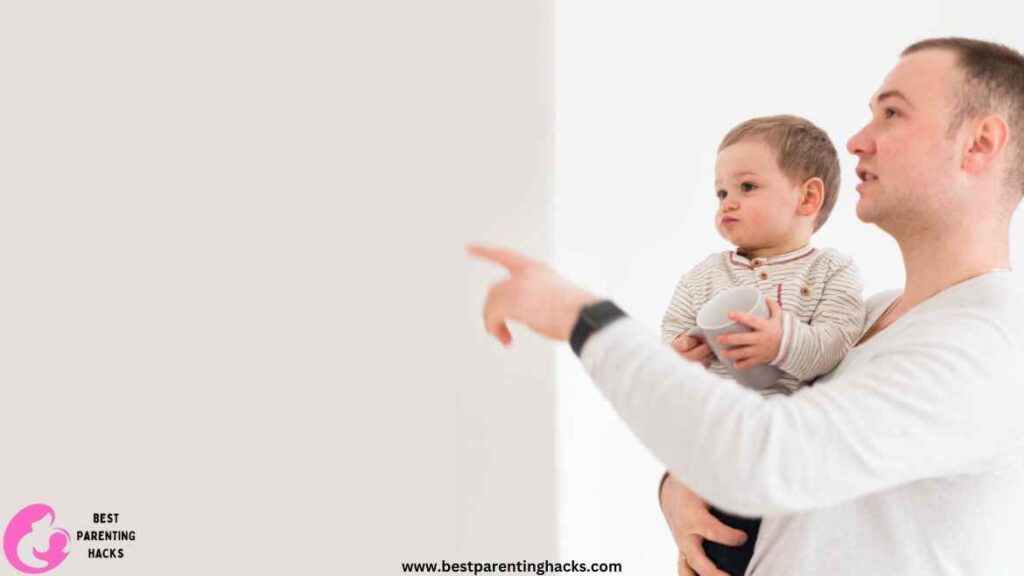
top-left (856, 166), bottom-right (879, 182)
top-left (856, 166), bottom-right (878, 192)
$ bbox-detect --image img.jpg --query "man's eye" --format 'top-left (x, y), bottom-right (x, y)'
top-left (741, 182), bottom-right (757, 192)
top-left (716, 189), bottom-right (727, 200)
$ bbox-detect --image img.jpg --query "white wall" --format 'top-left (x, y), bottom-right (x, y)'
top-left (0, 2), bottom-right (554, 574)
top-left (555, 1), bottom-right (1024, 572)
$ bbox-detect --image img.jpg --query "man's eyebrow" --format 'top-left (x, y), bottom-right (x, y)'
top-left (872, 89), bottom-right (915, 109)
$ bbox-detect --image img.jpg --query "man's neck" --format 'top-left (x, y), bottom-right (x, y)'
top-left (896, 218), bottom-right (1011, 311)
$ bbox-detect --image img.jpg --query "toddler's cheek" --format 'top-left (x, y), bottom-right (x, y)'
top-left (740, 211), bottom-right (762, 229)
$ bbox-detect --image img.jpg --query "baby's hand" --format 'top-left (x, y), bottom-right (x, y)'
top-left (671, 334), bottom-right (713, 368)
top-left (717, 298), bottom-right (784, 370)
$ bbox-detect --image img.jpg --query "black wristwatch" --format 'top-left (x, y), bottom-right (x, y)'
top-left (569, 300), bottom-right (627, 356)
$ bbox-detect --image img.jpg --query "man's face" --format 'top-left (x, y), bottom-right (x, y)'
top-left (714, 139), bottom-right (803, 251)
top-left (846, 49), bottom-right (964, 229)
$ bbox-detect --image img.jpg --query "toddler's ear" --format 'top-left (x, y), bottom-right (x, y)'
top-left (797, 177), bottom-right (825, 218)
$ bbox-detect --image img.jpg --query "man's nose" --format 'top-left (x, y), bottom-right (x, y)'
top-left (846, 124), bottom-right (875, 157)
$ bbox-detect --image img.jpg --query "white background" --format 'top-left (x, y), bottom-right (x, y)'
top-left (556, 1), bottom-right (1024, 573)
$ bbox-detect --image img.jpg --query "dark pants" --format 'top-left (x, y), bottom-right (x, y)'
top-left (702, 507), bottom-right (761, 576)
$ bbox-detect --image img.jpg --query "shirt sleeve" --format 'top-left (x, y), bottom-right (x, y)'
top-left (661, 261), bottom-right (708, 344)
top-left (580, 309), bottom-right (1024, 517)
top-left (770, 258), bottom-right (866, 381)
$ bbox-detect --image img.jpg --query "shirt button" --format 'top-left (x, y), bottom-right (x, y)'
top-left (801, 286), bottom-right (811, 297)
top-left (752, 259), bottom-right (762, 267)
top-left (759, 272), bottom-right (768, 281)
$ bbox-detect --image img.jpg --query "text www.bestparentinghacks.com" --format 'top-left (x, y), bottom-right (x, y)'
top-left (401, 560), bottom-right (623, 574)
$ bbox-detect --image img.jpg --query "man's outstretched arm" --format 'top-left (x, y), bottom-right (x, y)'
top-left (470, 245), bottom-right (1024, 516)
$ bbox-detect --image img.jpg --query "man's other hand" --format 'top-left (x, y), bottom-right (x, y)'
top-left (660, 474), bottom-right (748, 576)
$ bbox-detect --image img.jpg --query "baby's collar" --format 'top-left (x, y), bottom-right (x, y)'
top-left (730, 244), bottom-right (816, 269)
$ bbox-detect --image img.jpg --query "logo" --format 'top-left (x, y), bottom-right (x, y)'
top-left (3, 504), bottom-right (71, 574)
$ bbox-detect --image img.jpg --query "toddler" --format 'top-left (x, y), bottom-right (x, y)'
top-left (661, 115), bottom-right (866, 575)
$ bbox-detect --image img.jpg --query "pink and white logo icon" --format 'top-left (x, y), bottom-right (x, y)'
top-left (3, 504), bottom-right (71, 574)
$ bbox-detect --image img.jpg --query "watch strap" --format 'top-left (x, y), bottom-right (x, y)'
top-left (569, 300), bottom-right (626, 356)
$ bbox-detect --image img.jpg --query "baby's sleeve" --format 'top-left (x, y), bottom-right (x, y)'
top-left (661, 261), bottom-right (709, 345)
top-left (770, 255), bottom-right (866, 381)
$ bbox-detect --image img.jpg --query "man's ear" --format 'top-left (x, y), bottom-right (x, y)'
top-left (963, 113), bottom-right (1010, 176)
top-left (797, 177), bottom-right (825, 219)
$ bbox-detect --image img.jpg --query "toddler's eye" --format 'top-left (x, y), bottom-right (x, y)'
top-left (741, 182), bottom-right (757, 192)
top-left (716, 189), bottom-right (727, 200)
top-left (884, 108), bottom-right (899, 119)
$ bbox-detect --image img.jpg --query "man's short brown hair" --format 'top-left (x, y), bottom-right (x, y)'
top-left (718, 115), bottom-right (841, 231)
top-left (903, 37), bottom-right (1024, 203)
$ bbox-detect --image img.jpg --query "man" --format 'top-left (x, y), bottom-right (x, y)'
top-left (471, 38), bottom-right (1024, 575)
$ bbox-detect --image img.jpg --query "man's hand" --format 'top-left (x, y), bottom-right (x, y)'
top-left (671, 334), bottom-right (713, 368)
top-left (717, 298), bottom-right (784, 370)
top-left (467, 245), bottom-right (600, 345)
top-left (660, 475), bottom-right (748, 576)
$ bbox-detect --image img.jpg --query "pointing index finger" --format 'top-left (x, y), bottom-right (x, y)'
top-left (466, 244), bottom-right (532, 272)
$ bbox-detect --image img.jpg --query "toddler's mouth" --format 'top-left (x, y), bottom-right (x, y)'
top-left (721, 217), bottom-right (740, 226)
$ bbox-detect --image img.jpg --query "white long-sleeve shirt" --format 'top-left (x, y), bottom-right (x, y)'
top-left (662, 245), bottom-right (866, 396)
top-left (582, 271), bottom-right (1024, 575)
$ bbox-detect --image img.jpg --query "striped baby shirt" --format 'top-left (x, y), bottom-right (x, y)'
top-left (661, 244), bottom-right (866, 396)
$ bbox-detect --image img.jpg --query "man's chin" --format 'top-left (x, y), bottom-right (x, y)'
top-left (855, 199), bottom-right (878, 224)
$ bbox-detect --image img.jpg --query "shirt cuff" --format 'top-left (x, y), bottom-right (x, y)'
top-left (770, 311), bottom-right (796, 367)
top-left (578, 317), bottom-right (648, 373)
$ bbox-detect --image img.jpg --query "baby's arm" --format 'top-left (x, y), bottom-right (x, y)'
top-left (662, 265), bottom-right (714, 365)
top-left (769, 259), bottom-right (866, 381)
top-left (661, 270), bottom-right (699, 344)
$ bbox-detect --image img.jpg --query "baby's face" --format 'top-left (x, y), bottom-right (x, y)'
top-left (714, 139), bottom-right (804, 251)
